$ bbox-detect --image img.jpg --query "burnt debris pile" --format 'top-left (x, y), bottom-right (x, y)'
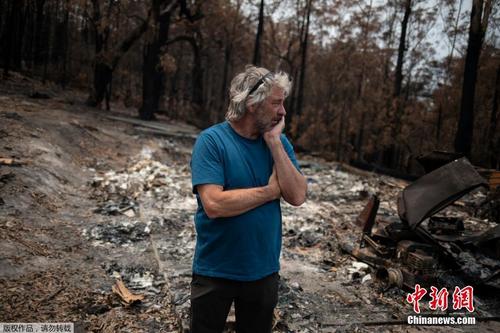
top-left (344, 158), bottom-right (500, 293)
top-left (81, 147), bottom-right (500, 332)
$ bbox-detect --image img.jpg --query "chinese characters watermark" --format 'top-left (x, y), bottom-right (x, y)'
top-left (406, 284), bottom-right (474, 313)
top-left (406, 285), bottom-right (475, 326)
top-left (0, 323), bottom-right (74, 333)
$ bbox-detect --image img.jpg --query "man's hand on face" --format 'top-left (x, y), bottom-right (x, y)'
top-left (263, 116), bottom-right (285, 146)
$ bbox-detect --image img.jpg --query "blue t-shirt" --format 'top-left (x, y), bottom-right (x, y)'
top-left (190, 121), bottom-right (300, 281)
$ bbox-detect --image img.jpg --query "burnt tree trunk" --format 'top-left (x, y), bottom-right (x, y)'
top-left (86, 0), bottom-right (110, 107)
top-left (18, 0), bottom-right (29, 70)
top-left (190, 36), bottom-right (203, 108)
top-left (0, 1), bottom-right (4, 38)
top-left (139, 0), bottom-right (201, 120)
top-left (354, 0), bottom-right (373, 161)
top-left (454, 0), bottom-right (492, 157)
top-left (489, 65), bottom-right (500, 168)
top-left (49, 0), bottom-right (61, 65)
top-left (24, 1), bottom-right (35, 70)
top-left (41, 0), bottom-right (53, 82)
top-left (253, 0), bottom-right (264, 66)
top-left (14, 1), bottom-right (27, 70)
top-left (168, 34), bottom-right (207, 125)
top-left (394, 0), bottom-right (412, 98)
top-left (392, 0), bottom-right (411, 139)
top-left (337, 101), bottom-right (347, 162)
top-left (3, 0), bottom-right (24, 76)
top-left (356, 111), bottom-right (366, 161)
top-left (436, 103), bottom-right (443, 142)
top-left (33, 0), bottom-right (46, 68)
top-left (384, 0), bottom-right (412, 170)
top-left (383, 3), bottom-right (398, 82)
top-left (60, 0), bottom-right (70, 88)
top-left (219, 0), bottom-right (240, 117)
top-left (87, 3), bottom-right (149, 108)
top-left (285, 0), bottom-right (308, 134)
top-left (285, 66), bottom-right (298, 132)
top-left (294, 0), bottom-right (312, 136)
top-left (220, 41), bottom-right (232, 119)
top-left (139, 0), bottom-right (176, 120)
top-left (90, 63), bottom-right (113, 108)
top-left (187, 36), bottom-right (208, 126)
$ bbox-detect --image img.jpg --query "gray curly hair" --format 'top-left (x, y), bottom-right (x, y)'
top-left (225, 65), bottom-right (292, 121)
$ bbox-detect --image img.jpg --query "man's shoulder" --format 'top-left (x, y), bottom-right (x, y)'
top-left (193, 122), bottom-right (230, 153)
top-left (199, 121), bottom-right (228, 139)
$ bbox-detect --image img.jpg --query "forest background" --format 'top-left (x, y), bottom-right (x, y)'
top-left (1, 0), bottom-right (499, 175)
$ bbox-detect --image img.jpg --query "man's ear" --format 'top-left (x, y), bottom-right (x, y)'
top-left (246, 102), bottom-right (256, 114)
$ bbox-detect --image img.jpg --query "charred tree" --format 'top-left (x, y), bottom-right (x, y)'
top-left (337, 100), bottom-right (347, 162)
top-left (59, 0), bottom-right (70, 87)
top-left (0, 1), bottom-right (4, 39)
top-left (2, 0), bottom-right (24, 76)
top-left (454, 0), bottom-right (492, 157)
top-left (18, 0), bottom-right (28, 70)
top-left (220, 41), bottom-right (232, 118)
top-left (139, 0), bottom-right (202, 121)
top-left (41, 1), bottom-right (52, 82)
top-left (292, 0), bottom-right (312, 137)
top-left (436, 103), bottom-right (443, 142)
top-left (87, 24), bottom-right (149, 109)
top-left (87, 0), bottom-right (150, 109)
top-left (167, 33), bottom-right (207, 125)
top-left (392, 0), bottom-right (411, 137)
top-left (187, 33), bottom-right (205, 121)
top-left (489, 65), bottom-right (500, 169)
top-left (87, 0), bottom-right (109, 106)
top-left (354, 0), bottom-right (374, 162)
top-left (49, 0), bottom-right (62, 66)
top-left (23, 1), bottom-right (34, 70)
top-left (383, 3), bottom-right (398, 82)
top-left (33, 0), bottom-right (47, 68)
top-left (139, 0), bottom-right (177, 120)
top-left (253, 0), bottom-right (264, 65)
top-left (383, 0), bottom-right (412, 170)
top-left (218, 1), bottom-right (242, 121)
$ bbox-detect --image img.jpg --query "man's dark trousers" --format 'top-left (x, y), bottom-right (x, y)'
top-left (190, 272), bottom-right (279, 333)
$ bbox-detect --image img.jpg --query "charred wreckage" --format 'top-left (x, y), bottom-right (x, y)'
top-left (342, 157), bottom-right (500, 292)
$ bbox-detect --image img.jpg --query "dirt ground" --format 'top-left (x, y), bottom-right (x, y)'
top-left (1, 74), bottom-right (499, 333)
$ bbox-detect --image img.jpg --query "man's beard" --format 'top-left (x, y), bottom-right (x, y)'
top-left (254, 107), bottom-right (272, 134)
top-left (255, 117), bottom-right (270, 134)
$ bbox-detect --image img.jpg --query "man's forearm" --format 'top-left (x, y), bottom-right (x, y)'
top-left (267, 138), bottom-right (307, 206)
top-left (201, 185), bottom-right (278, 219)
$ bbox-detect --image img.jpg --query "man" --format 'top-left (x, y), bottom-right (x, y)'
top-left (190, 65), bottom-right (307, 333)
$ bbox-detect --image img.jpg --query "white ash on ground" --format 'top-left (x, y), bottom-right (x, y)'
top-left (83, 147), bottom-right (500, 332)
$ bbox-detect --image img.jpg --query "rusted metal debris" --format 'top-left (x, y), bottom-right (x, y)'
top-left (477, 169), bottom-right (500, 190)
top-left (488, 171), bottom-right (500, 189)
top-left (398, 157), bottom-right (487, 229)
top-left (348, 157), bottom-right (500, 291)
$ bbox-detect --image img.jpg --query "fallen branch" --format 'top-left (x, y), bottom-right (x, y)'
top-left (37, 286), bottom-right (66, 306)
top-left (112, 277), bottom-right (144, 305)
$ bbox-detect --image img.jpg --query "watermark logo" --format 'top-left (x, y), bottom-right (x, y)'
top-left (406, 284), bottom-right (474, 313)
top-left (406, 284), bottom-right (427, 313)
top-left (0, 323), bottom-right (74, 333)
top-left (406, 285), bottom-right (476, 325)
top-left (429, 286), bottom-right (449, 311)
top-left (452, 286), bottom-right (474, 312)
